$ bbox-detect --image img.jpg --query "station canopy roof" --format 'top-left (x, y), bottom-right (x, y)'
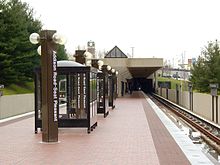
top-left (103, 46), bottom-right (163, 79)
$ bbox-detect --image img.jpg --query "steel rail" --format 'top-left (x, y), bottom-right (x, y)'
top-left (150, 93), bottom-right (220, 145)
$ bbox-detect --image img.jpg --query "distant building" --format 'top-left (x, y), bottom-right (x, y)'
top-left (87, 41), bottom-right (96, 58)
top-left (192, 58), bottom-right (196, 65)
top-left (105, 46), bottom-right (127, 58)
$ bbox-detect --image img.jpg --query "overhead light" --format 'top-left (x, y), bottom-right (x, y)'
top-left (52, 33), bottom-right (67, 45)
top-left (97, 60), bottom-right (104, 67)
top-left (84, 51), bottom-right (93, 59)
top-left (86, 60), bottom-right (91, 66)
top-left (107, 65), bottom-right (111, 71)
top-left (29, 33), bottom-right (40, 44)
top-left (37, 46), bottom-right (41, 55)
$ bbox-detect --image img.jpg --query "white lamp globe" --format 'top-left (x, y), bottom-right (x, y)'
top-left (52, 33), bottom-right (67, 45)
top-left (29, 33), bottom-right (40, 44)
top-left (84, 51), bottom-right (93, 59)
top-left (37, 46), bottom-right (41, 55)
top-left (86, 60), bottom-right (91, 66)
top-left (98, 60), bottom-right (104, 67)
top-left (107, 65), bottom-right (111, 71)
top-left (116, 71), bottom-right (118, 75)
top-left (111, 69), bottom-right (115, 73)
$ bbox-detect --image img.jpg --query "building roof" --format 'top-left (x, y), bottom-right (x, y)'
top-left (57, 60), bottom-right (84, 67)
top-left (104, 46), bottom-right (128, 58)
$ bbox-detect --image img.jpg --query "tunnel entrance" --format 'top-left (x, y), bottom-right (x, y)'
top-left (132, 78), bottom-right (153, 93)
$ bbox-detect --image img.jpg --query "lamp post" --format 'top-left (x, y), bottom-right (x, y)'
top-left (108, 68), bottom-right (117, 109)
top-left (0, 84), bottom-right (4, 96)
top-left (210, 83), bottom-right (218, 123)
top-left (30, 30), bottom-right (66, 142)
top-left (176, 84), bottom-right (179, 104)
top-left (91, 59), bottom-right (104, 70)
top-left (188, 83), bottom-right (193, 111)
top-left (74, 50), bottom-right (93, 65)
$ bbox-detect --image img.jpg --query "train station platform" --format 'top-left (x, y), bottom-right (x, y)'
top-left (0, 91), bottom-right (214, 164)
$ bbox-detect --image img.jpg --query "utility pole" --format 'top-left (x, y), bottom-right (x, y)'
top-left (131, 47), bottom-right (134, 58)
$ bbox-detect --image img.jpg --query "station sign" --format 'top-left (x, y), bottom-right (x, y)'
top-left (52, 51), bottom-right (58, 122)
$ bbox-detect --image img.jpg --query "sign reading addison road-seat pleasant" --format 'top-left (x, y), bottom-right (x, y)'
top-left (52, 51), bottom-right (58, 122)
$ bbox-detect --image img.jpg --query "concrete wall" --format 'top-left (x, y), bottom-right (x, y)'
top-left (193, 93), bottom-right (212, 121)
top-left (157, 89), bottom-right (219, 125)
top-left (128, 58), bottom-right (163, 67)
top-left (180, 91), bottom-right (190, 109)
top-left (168, 89), bottom-right (176, 103)
top-left (161, 88), bottom-right (166, 98)
top-left (0, 94), bottom-right (34, 119)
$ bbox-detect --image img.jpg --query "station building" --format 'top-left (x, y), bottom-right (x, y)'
top-left (102, 46), bottom-right (163, 96)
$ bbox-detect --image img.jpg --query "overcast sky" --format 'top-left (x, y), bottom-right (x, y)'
top-left (22, 0), bottom-right (220, 62)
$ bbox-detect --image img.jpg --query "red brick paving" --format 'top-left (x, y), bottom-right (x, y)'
top-left (140, 93), bottom-right (191, 165)
top-left (0, 91), bottom-right (190, 165)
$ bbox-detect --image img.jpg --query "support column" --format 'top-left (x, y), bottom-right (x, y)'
top-left (41, 30), bottom-right (58, 142)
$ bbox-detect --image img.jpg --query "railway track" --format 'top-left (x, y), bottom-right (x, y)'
top-left (149, 93), bottom-right (220, 146)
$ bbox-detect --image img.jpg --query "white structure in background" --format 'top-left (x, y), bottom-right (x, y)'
top-left (87, 40), bottom-right (96, 59)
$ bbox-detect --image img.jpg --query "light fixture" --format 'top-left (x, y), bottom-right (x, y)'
top-left (37, 46), bottom-right (41, 55)
top-left (86, 60), bottom-right (91, 66)
top-left (84, 51), bottom-right (93, 59)
top-left (52, 33), bottom-right (67, 45)
top-left (106, 65), bottom-right (111, 71)
top-left (29, 33), bottom-right (40, 44)
top-left (97, 60), bottom-right (104, 67)
top-left (115, 71), bottom-right (118, 75)
top-left (111, 69), bottom-right (115, 73)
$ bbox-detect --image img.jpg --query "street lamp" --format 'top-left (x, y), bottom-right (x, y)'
top-left (29, 32), bottom-right (66, 45)
top-left (29, 33), bottom-right (40, 44)
top-left (84, 51), bottom-right (93, 59)
top-left (106, 65), bottom-right (111, 71)
top-left (188, 83), bottom-right (193, 111)
top-left (37, 46), bottom-right (41, 55)
top-left (74, 50), bottom-right (93, 65)
top-left (29, 30), bottom-right (66, 143)
top-left (91, 59), bottom-right (104, 70)
top-left (210, 83), bottom-right (219, 123)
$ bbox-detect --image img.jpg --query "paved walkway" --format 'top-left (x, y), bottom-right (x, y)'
top-left (0, 91), bottom-right (190, 165)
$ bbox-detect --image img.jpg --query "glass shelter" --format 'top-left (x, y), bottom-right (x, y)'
top-left (108, 73), bottom-right (117, 109)
top-left (34, 61), bottom-right (98, 133)
top-left (97, 71), bottom-right (109, 117)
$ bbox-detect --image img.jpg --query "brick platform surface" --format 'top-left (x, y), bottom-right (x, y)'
top-left (0, 91), bottom-right (190, 165)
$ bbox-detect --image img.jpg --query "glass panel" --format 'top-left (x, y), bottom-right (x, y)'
top-left (37, 72), bottom-right (42, 119)
top-left (58, 75), bottom-right (67, 119)
top-left (76, 73), bottom-right (87, 119)
top-left (68, 74), bottom-right (77, 118)
top-left (90, 72), bottom-right (97, 118)
top-left (108, 76), bottom-right (113, 104)
top-left (58, 73), bottom-right (87, 119)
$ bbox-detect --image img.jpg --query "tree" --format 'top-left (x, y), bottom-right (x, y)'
top-left (190, 56), bottom-right (209, 92)
top-left (56, 45), bottom-right (68, 61)
top-left (0, 0), bottom-right (42, 85)
top-left (190, 40), bottom-right (220, 92)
